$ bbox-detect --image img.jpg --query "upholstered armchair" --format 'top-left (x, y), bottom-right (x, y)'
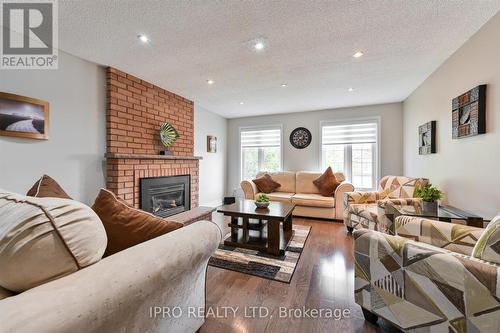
top-left (354, 215), bottom-right (500, 332)
top-left (343, 175), bottom-right (428, 234)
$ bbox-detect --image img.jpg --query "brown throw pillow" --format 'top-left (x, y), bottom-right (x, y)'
top-left (313, 167), bottom-right (341, 197)
top-left (91, 189), bottom-right (183, 256)
top-left (252, 174), bottom-right (281, 193)
top-left (26, 175), bottom-right (71, 199)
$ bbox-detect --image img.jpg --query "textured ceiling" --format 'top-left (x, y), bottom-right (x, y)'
top-left (57, 1), bottom-right (499, 118)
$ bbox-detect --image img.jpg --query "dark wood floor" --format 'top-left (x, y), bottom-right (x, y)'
top-left (202, 218), bottom-right (402, 333)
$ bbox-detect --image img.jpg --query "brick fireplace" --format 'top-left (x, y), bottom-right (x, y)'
top-left (105, 67), bottom-right (200, 210)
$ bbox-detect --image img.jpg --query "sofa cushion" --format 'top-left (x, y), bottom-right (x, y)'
top-left (313, 167), bottom-right (341, 196)
top-left (293, 205), bottom-right (336, 219)
top-left (0, 189), bottom-right (107, 292)
top-left (295, 171), bottom-right (322, 194)
top-left (348, 203), bottom-right (379, 223)
top-left (292, 193), bottom-right (335, 208)
top-left (252, 174), bottom-right (281, 193)
top-left (378, 176), bottom-right (428, 199)
top-left (92, 189), bottom-right (183, 256)
top-left (472, 215), bottom-right (500, 264)
top-left (26, 174), bottom-right (71, 199)
top-left (255, 192), bottom-right (294, 203)
top-left (256, 171), bottom-right (295, 193)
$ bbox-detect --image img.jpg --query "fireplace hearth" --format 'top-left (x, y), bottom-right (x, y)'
top-left (140, 175), bottom-right (191, 218)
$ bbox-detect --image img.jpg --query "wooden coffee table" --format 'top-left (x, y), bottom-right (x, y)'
top-left (217, 199), bottom-right (295, 256)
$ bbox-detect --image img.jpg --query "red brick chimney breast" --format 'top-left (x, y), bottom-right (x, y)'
top-left (105, 67), bottom-right (199, 208)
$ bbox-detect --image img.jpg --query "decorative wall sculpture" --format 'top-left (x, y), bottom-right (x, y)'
top-left (452, 85), bottom-right (486, 139)
top-left (207, 135), bottom-right (217, 153)
top-left (419, 121), bottom-right (436, 155)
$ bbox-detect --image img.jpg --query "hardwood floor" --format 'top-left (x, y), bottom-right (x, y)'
top-left (202, 217), bottom-right (402, 333)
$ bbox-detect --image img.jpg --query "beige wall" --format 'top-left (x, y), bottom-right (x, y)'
top-left (194, 105), bottom-right (228, 207)
top-left (403, 13), bottom-right (500, 219)
top-left (0, 51), bottom-right (106, 204)
top-left (227, 103), bottom-right (404, 195)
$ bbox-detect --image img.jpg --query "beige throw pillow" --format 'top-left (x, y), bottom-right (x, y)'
top-left (0, 189), bottom-right (107, 292)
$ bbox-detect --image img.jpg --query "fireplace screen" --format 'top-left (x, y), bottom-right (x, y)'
top-left (140, 175), bottom-right (191, 218)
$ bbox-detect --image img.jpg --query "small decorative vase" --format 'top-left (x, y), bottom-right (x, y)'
top-left (422, 201), bottom-right (438, 212)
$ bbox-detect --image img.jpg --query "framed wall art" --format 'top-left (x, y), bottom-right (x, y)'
top-left (419, 121), bottom-right (436, 155)
top-left (207, 135), bottom-right (217, 153)
top-left (452, 85), bottom-right (486, 139)
top-left (0, 92), bottom-right (49, 140)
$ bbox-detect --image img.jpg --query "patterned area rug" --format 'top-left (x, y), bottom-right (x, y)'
top-left (208, 224), bottom-right (311, 283)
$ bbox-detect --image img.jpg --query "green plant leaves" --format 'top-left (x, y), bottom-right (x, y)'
top-left (256, 194), bottom-right (270, 202)
top-left (415, 184), bottom-right (443, 202)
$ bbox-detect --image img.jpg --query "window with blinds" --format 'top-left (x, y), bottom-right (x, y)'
top-left (321, 120), bottom-right (378, 190)
top-left (240, 126), bottom-right (282, 180)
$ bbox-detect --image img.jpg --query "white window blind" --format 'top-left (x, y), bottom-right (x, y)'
top-left (240, 126), bottom-right (282, 180)
top-left (241, 128), bottom-right (281, 148)
top-left (322, 122), bottom-right (377, 145)
top-left (321, 120), bottom-right (379, 190)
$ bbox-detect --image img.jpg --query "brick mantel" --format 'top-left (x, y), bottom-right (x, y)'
top-left (106, 153), bottom-right (202, 160)
top-left (105, 67), bottom-right (199, 209)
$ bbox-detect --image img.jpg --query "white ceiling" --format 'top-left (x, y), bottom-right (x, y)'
top-left (58, 1), bottom-right (499, 118)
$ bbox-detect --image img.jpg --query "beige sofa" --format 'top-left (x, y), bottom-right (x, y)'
top-left (0, 220), bottom-right (221, 333)
top-left (241, 171), bottom-right (354, 220)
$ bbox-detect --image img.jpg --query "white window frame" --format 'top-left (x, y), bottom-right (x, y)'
top-left (239, 124), bottom-right (283, 181)
top-left (319, 117), bottom-right (381, 190)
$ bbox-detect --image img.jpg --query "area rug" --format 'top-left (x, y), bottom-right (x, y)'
top-left (208, 224), bottom-right (311, 283)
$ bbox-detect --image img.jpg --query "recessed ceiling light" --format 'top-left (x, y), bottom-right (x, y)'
top-left (353, 51), bottom-right (364, 58)
top-left (254, 42), bottom-right (265, 50)
top-left (137, 34), bottom-right (149, 43)
top-left (281, 83), bottom-right (287, 87)
top-left (206, 79), bottom-right (214, 85)
top-left (348, 87), bottom-right (354, 92)
top-left (245, 36), bottom-right (269, 53)
top-left (239, 102), bottom-right (244, 105)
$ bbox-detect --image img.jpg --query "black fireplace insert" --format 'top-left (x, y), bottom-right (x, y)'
top-left (140, 175), bottom-right (191, 218)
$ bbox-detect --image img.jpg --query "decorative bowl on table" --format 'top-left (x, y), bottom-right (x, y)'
top-left (255, 201), bottom-right (270, 209)
top-left (255, 194), bottom-right (270, 209)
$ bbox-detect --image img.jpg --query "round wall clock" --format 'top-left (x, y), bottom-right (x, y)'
top-left (289, 127), bottom-right (312, 149)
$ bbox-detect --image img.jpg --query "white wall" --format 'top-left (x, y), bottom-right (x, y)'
top-left (403, 13), bottom-right (500, 219)
top-left (0, 51), bottom-right (106, 204)
top-left (194, 106), bottom-right (228, 206)
top-left (227, 103), bottom-right (403, 194)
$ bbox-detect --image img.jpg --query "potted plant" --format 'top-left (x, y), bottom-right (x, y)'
top-left (255, 194), bottom-right (270, 209)
top-left (414, 184), bottom-right (443, 211)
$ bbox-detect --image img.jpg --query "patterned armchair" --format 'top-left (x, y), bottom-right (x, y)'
top-left (343, 175), bottom-right (428, 234)
top-left (354, 216), bottom-right (500, 332)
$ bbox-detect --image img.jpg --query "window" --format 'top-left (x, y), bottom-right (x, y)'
top-left (321, 119), bottom-right (379, 190)
top-left (240, 126), bottom-right (282, 180)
